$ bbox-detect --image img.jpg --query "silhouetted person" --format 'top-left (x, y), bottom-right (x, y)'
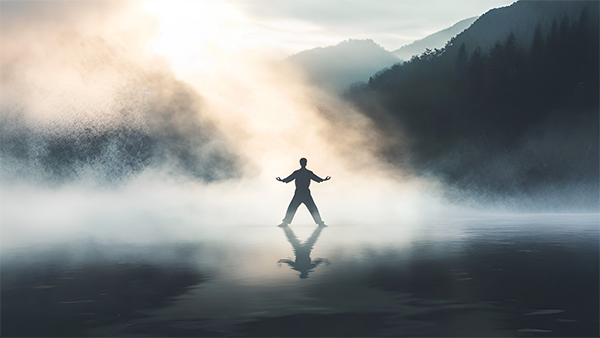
top-left (278, 223), bottom-right (329, 279)
top-left (276, 158), bottom-right (330, 227)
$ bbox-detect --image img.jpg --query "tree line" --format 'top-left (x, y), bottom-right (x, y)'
top-left (347, 3), bottom-right (599, 209)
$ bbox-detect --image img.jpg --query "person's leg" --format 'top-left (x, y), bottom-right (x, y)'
top-left (303, 193), bottom-right (324, 225)
top-left (283, 192), bottom-right (302, 224)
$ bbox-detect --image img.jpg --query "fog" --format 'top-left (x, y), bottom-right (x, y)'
top-left (2, 3), bottom-right (598, 338)
top-left (0, 1), bottom-right (455, 250)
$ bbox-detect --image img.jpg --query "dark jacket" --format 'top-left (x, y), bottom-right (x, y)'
top-left (282, 168), bottom-right (324, 190)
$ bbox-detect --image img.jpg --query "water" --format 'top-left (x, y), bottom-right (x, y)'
top-left (2, 214), bottom-right (598, 337)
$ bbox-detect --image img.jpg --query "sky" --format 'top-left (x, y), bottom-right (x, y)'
top-left (228, 0), bottom-right (518, 50)
top-left (141, 0), bottom-right (517, 73)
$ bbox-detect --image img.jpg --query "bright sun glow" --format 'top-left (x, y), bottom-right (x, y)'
top-left (141, 0), bottom-right (337, 76)
top-left (143, 0), bottom-right (251, 74)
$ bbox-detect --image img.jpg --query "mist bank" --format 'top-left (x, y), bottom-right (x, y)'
top-left (344, 1), bottom-right (599, 211)
top-left (0, 1), bottom-right (246, 186)
top-left (0, 78), bottom-right (243, 186)
top-left (0, 2), bottom-right (393, 189)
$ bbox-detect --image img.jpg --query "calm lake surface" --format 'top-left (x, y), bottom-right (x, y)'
top-left (2, 214), bottom-right (598, 337)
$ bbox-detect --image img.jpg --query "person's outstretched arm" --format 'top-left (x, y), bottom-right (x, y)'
top-left (310, 171), bottom-right (331, 183)
top-left (276, 171), bottom-right (296, 183)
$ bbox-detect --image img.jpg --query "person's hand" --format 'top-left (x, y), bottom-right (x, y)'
top-left (276, 177), bottom-right (283, 182)
top-left (324, 176), bottom-right (331, 181)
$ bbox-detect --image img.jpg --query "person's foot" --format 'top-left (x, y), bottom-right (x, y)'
top-left (277, 222), bottom-right (289, 227)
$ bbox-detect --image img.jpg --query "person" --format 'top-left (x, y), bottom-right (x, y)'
top-left (276, 158), bottom-right (330, 227)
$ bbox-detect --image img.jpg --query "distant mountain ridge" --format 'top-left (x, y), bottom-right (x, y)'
top-left (453, 0), bottom-right (591, 55)
top-left (391, 16), bottom-right (478, 61)
top-left (287, 39), bottom-right (399, 94)
top-left (287, 1), bottom-right (594, 97)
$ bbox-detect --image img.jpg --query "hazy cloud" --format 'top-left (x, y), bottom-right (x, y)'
top-left (0, 0), bottom-right (243, 185)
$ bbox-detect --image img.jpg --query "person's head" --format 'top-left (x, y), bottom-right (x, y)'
top-left (299, 158), bottom-right (307, 168)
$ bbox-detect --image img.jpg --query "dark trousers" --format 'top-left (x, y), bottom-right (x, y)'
top-left (283, 189), bottom-right (323, 224)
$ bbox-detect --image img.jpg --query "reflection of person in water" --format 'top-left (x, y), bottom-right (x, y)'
top-left (278, 224), bottom-right (329, 279)
top-left (276, 158), bottom-right (330, 227)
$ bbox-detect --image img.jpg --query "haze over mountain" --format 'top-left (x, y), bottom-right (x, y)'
top-left (287, 15), bottom-right (481, 95)
top-left (391, 16), bottom-right (478, 61)
top-left (345, 0), bottom-right (599, 211)
top-left (287, 39), bottom-right (399, 94)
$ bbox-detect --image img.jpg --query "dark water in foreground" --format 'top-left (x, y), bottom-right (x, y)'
top-left (2, 214), bottom-right (598, 337)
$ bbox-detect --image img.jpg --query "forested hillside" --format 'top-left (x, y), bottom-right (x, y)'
top-left (391, 16), bottom-right (477, 61)
top-left (347, 1), bottom-right (599, 210)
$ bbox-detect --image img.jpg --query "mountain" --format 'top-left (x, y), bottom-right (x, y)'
top-left (391, 16), bottom-right (478, 61)
top-left (287, 39), bottom-right (399, 94)
top-left (345, 1), bottom-right (599, 211)
top-left (453, 0), bottom-right (591, 55)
